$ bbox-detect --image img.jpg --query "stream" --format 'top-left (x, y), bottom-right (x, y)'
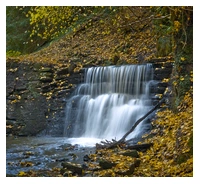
top-left (6, 64), bottom-right (156, 176)
top-left (6, 136), bottom-right (101, 176)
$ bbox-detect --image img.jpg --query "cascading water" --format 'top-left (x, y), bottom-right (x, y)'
top-left (64, 64), bottom-right (155, 145)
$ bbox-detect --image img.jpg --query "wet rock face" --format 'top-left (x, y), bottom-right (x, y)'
top-left (6, 59), bottom-right (83, 137)
top-left (6, 96), bottom-right (47, 136)
top-left (6, 58), bottom-right (172, 137)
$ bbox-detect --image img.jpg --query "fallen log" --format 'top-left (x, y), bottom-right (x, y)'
top-left (96, 97), bottom-right (165, 149)
top-left (125, 143), bottom-right (153, 151)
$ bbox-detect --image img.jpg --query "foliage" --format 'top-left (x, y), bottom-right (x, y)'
top-left (170, 7), bottom-right (193, 108)
top-left (150, 6), bottom-right (173, 57)
top-left (6, 6), bottom-right (46, 54)
top-left (17, 168), bottom-right (61, 177)
top-left (27, 6), bottom-right (81, 40)
top-left (7, 6), bottom-right (192, 66)
top-left (133, 87), bottom-right (193, 176)
top-left (26, 6), bottom-right (117, 40)
top-left (6, 6), bottom-right (118, 56)
top-left (6, 50), bottom-right (22, 57)
top-left (149, 6), bottom-right (193, 108)
top-left (15, 6), bottom-right (158, 64)
top-left (6, 6), bottom-right (30, 54)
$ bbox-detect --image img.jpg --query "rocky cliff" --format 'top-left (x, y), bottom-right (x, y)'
top-left (6, 57), bottom-right (173, 137)
top-left (6, 59), bottom-right (84, 136)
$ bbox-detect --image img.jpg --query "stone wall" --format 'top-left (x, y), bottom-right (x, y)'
top-left (6, 59), bottom-right (83, 136)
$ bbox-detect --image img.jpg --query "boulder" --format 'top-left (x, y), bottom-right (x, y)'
top-left (99, 159), bottom-right (117, 169)
top-left (61, 162), bottom-right (83, 175)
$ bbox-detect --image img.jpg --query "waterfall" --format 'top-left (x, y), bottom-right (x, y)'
top-left (64, 64), bottom-right (154, 142)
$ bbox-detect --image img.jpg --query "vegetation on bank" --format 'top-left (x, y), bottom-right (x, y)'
top-left (6, 6), bottom-right (193, 177)
top-left (6, 6), bottom-right (193, 104)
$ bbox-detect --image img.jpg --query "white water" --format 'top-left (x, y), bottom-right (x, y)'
top-left (64, 64), bottom-right (154, 144)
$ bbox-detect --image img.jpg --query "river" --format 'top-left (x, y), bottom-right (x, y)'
top-left (6, 136), bottom-right (100, 176)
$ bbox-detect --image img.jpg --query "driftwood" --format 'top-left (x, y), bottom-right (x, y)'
top-left (96, 97), bottom-right (165, 149)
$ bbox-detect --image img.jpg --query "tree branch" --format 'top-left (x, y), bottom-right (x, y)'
top-left (96, 97), bottom-right (165, 149)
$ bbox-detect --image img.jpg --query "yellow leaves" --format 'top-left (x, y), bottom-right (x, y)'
top-left (162, 78), bottom-right (169, 82)
top-left (190, 71), bottom-right (193, 82)
top-left (95, 169), bottom-right (115, 177)
top-left (6, 125), bottom-right (13, 129)
top-left (142, 155), bottom-right (150, 162)
top-left (133, 87), bottom-right (193, 176)
top-left (182, 148), bottom-right (190, 154)
top-left (28, 6), bottom-right (74, 39)
top-left (174, 20), bottom-right (181, 32)
top-left (18, 171), bottom-right (27, 177)
top-left (9, 68), bottom-right (18, 72)
top-left (89, 154), bottom-right (97, 161)
top-left (180, 57), bottom-right (185, 61)
top-left (155, 94), bottom-right (162, 98)
top-left (17, 95), bottom-right (21, 100)
top-left (91, 148), bottom-right (140, 176)
top-left (173, 81), bottom-right (177, 86)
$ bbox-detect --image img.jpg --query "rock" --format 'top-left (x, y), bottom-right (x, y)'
top-left (134, 158), bottom-right (141, 167)
top-left (154, 73), bottom-right (171, 80)
top-left (56, 68), bottom-right (69, 76)
top-left (82, 164), bottom-right (88, 169)
top-left (56, 158), bottom-right (69, 162)
top-left (68, 63), bottom-right (76, 74)
top-left (154, 68), bottom-right (172, 75)
top-left (61, 162), bottom-right (83, 175)
top-left (39, 72), bottom-right (54, 83)
top-left (62, 170), bottom-right (73, 177)
top-left (15, 80), bottom-right (27, 91)
top-left (39, 67), bottom-right (54, 73)
top-left (157, 82), bottom-right (168, 87)
top-left (150, 58), bottom-right (171, 64)
top-left (15, 96), bottom-right (47, 136)
top-left (99, 159), bottom-right (117, 169)
top-left (120, 150), bottom-right (139, 158)
top-left (55, 75), bottom-right (68, 80)
top-left (41, 83), bottom-right (57, 93)
top-left (83, 154), bottom-right (90, 162)
top-left (39, 76), bottom-right (53, 83)
top-left (68, 153), bottom-right (77, 159)
top-left (116, 163), bottom-right (135, 176)
top-left (56, 89), bottom-right (69, 96)
top-left (40, 72), bottom-right (53, 77)
top-left (6, 59), bottom-right (83, 137)
top-left (150, 86), bottom-right (166, 94)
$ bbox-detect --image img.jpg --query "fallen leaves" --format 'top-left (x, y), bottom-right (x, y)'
top-left (13, 7), bottom-right (158, 66)
top-left (86, 87), bottom-right (192, 177)
top-left (85, 148), bottom-right (140, 177)
top-left (133, 87), bottom-right (193, 176)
